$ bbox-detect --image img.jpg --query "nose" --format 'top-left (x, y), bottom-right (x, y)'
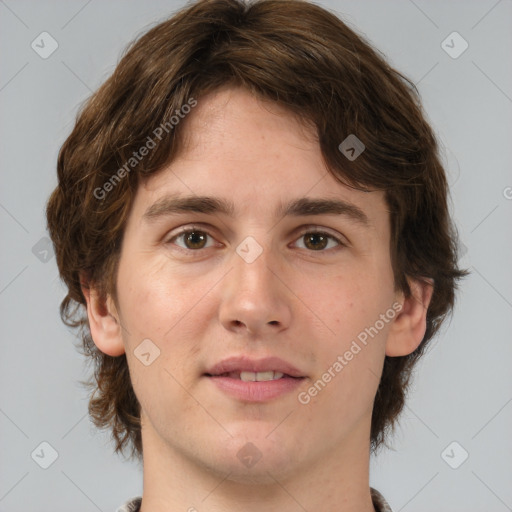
top-left (218, 239), bottom-right (292, 336)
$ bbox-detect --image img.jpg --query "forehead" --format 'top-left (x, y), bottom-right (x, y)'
top-left (178, 85), bottom-right (318, 157)
top-left (134, 86), bottom-right (387, 228)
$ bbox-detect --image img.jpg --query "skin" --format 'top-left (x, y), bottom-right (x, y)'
top-left (82, 86), bottom-right (433, 512)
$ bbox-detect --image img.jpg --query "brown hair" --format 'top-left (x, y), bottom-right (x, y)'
top-left (46, 0), bottom-right (468, 462)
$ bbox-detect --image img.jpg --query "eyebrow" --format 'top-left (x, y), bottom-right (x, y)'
top-left (142, 194), bottom-right (370, 226)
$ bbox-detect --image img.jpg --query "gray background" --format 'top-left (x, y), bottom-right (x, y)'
top-left (1, 0), bottom-right (511, 511)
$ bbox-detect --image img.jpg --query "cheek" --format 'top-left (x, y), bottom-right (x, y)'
top-left (119, 262), bottom-right (207, 427)
top-left (116, 256), bottom-right (212, 394)
top-left (116, 256), bottom-right (205, 339)
top-left (310, 273), bottom-right (376, 333)
top-left (304, 269), bottom-right (394, 370)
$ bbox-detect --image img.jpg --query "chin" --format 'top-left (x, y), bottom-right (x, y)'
top-left (202, 433), bottom-right (302, 483)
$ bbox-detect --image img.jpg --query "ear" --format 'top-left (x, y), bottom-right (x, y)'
top-left (80, 272), bottom-right (125, 357)
top-left (386, 277), bottom-right (434, 357)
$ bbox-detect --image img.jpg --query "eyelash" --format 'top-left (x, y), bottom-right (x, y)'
top-left (165, 224), bottom-right (347, 255)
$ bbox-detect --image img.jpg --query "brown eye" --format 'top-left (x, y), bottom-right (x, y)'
top-left (168, 229), bottom-right (214, 250)
top-left (182, 231), bottom-right (208, 249)
top-left (303, 233), bottom-right (329, 251)
top-left (295, 230), bottom-right (344, 252)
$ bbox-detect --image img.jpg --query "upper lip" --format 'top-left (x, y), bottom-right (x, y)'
top-left (205, 356), bottom-right (305, 378)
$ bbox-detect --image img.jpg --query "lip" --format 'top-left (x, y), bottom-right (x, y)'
top-left (206, 375), bottom-right (304, 402)
top-left (204, 356), bottom-right (305, 378)
top-left (203, 356), bottom-right (306, 403)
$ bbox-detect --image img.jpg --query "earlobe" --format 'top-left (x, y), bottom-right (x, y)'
top-left (80, 273), bottom-right (125, 357)
top-left (385, 277), bottom-right (434, 357)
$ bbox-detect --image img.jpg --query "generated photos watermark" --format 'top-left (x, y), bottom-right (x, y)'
top-left (297, 301), bottom-right (403, 404)
top-left (94, 97), bottom-right (198, 200)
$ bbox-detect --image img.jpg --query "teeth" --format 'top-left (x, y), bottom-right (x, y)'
top-left (240, 371), bottom-right (285, 382)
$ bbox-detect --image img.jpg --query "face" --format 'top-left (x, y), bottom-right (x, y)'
top-left (107, 86), bottom-right (403, 482)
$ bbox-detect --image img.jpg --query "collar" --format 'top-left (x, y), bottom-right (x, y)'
top-left (117, 487), bottom-right (393, 512)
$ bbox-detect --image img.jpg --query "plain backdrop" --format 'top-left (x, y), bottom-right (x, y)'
top-left (1, 1), bottom-right (511, 511)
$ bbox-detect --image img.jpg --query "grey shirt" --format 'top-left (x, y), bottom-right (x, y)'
top-left (116, 487), bottom-right (393, 512)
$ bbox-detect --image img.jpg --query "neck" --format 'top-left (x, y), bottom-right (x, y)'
top-left (138, 412), bottom-right (376, 512)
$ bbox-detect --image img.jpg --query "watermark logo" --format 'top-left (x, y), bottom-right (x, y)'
top-left (236, 442), bottom-right (262, 468)
top-left (339, 134), bottom-right (365, 161)
top-left (441, 441), bottom-right (469, 469)
top-left (31, 441), bottom-right (59, 469)
top-left (134, 338), bottom-right (161, 366)
top-left (32, 236), bottom-right (54, 263)
top-left (31, 32), bottom-right (58, 59)
top-left (236, 236), bottom-right (264, 264)
top-left (441, 31), bottom-right (469, 59)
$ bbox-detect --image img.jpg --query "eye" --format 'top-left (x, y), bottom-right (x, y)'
top-left (293, 229), bottom-right (345, 252)
top-left (165, 225), bottom-right (346, 253)
top-left (166, 226), bottom-right (217, 251)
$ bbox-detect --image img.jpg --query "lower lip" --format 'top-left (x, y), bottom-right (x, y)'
top-left (206, 375), bottom-right (305, 402)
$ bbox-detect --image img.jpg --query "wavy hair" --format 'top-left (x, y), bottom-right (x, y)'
top-left (46, 0), bottom-right (468, 461)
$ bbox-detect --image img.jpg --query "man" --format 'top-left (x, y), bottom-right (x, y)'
top-left (45, 1), bottom-right (467, 511)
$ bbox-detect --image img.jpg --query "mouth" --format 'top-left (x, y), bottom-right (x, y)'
top-left (204, 370), bottom-right (303, 381)
top-left (203, 357), bottom-right (306, 402)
